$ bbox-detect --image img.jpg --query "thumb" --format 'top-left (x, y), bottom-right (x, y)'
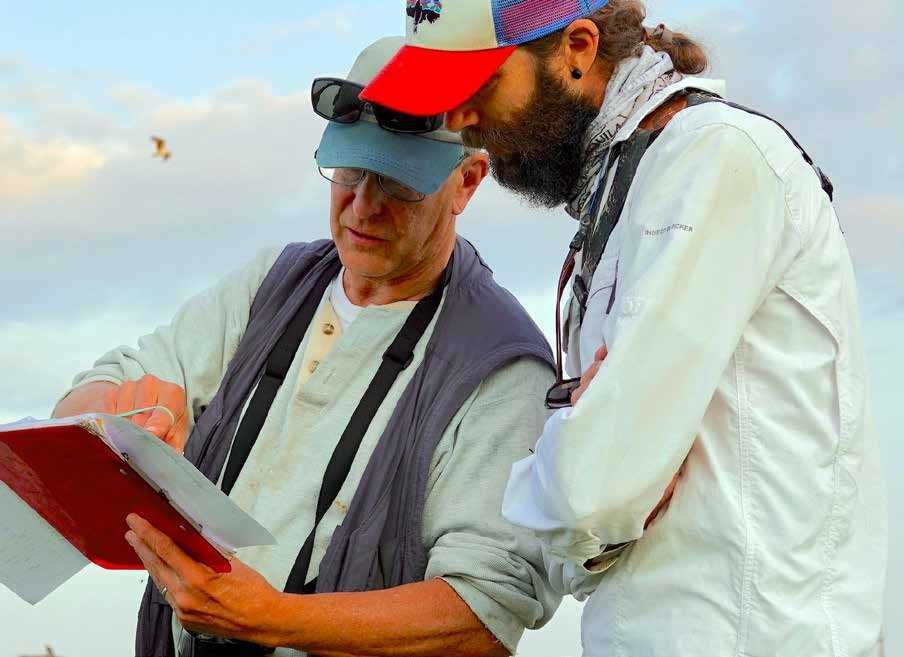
top-left (143, 406), bottom-right (176, 439)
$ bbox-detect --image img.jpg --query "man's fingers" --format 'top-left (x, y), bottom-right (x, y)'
top-left (114, 380), bottom-right (136, 415)
top-left (571, 357), bottom-right (605, 406)
top-left (110, 376), bottom-right (187, 445)
top-left (116, 379), bottom-right (154, 426)
top-left (581, 359), bottom-right (603, 388)
top-left (133, 377), bottom-right (161, 428)
top-left (163, 413), bottom-right (191, 453)
top-left (152, 385), bottom-right (188, 444)
top-left (101, 384), bottom-right (120, 415)
top-left (156, 383), bottom-right (187, 420)
top-left (154, 382), bottom-right (188, 438)
top-left (570, 345), bottom-right (609, 406)
top-left (127, 514), bottom-right (211, 583)
top-left (644, 469), bottom-right (684, 529)
top-left (125, 528), bottom-right (179, 597)
top-left (144, 407), bottom-right (176, 439)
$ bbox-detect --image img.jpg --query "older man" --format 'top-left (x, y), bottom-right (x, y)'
top-left (52, 37), bottom-right (560, 657)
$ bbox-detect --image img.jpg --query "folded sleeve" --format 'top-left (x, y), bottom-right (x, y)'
top-left (422, 357), bottom-right (562, 654)
top-left (502, 119), bottom-right (803, 563)
top-left (60, 246), bottom-right (282, 418)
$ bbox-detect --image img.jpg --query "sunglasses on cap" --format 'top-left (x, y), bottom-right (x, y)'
top-left (312, 78), bottom-right (444, 135)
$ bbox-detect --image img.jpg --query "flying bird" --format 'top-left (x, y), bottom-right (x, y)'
top-left (18, 647), bottom-right (59, 657)
top-left (151, 136), bottom-right (171, 161)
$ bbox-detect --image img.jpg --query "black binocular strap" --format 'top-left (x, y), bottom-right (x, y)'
top-left (191, 263), bottom-right (446, 657)
top-left (221, 262), bottom-right (446, 594)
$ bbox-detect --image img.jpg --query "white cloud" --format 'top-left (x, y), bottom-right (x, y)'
top-left (0, 115), bottom-right (107, 204)
top-left (2, 79), bottom-right (321, 237)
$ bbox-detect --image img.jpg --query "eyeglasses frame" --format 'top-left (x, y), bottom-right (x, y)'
top-left (317, 165), bottom-right (427, 203)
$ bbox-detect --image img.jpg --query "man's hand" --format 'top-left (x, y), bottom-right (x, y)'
top-left (54, 375), bottom-right (190, 452)
top-left (570, 345), bottom-right (608, 406)
top-left (125, 514), bottom-right (284, 646)
top-left (107, 376), bottom-right (190, 451)
top-left (569, 344), bottom-right (684, 528)
top-left (128, 510), bottom-right (511, 656)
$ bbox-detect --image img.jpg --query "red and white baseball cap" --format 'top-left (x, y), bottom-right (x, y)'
top-left (361, 0), bottom-right (610, 116)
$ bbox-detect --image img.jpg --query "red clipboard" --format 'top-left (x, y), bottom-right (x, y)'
top-left (0, 422), bottom-right (231, 573)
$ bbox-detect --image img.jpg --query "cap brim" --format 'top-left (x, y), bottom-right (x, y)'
top-left (360, 45), bottom-right (517, 117)
top-left (316, 119), bottom-right (464, 196)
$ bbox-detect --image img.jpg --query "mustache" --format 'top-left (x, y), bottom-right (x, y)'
top-left (461, 125), bottom-right (538, 157)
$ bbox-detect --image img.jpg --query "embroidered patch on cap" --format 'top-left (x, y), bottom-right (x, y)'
top-left (407, 0), bottom-right (444, 32)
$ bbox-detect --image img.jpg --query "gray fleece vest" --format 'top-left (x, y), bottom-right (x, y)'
top-left (135, 237), bottom-right (554, 656)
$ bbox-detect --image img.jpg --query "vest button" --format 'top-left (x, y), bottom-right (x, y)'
top-left (309, 360), bottom-right (320, 373)
top-left (322, 323), bottom-right (335, 335)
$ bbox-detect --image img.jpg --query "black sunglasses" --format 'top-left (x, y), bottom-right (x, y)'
top-left (312, 77), bottom-right (444, 134)
top-left (545, 243), bottom-right (583, 409)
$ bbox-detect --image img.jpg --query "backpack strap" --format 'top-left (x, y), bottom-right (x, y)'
top-left (571, 90), bottom-right (835, 323)
top-left (685, 92), bottom-right (834, 201)
top-left (573, 96), bottom-right (688, 321)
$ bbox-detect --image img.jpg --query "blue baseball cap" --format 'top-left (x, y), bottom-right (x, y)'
top-left (315, 37), bottom-right (466, 196)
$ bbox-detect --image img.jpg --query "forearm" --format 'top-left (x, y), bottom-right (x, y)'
top-left (52, 381), bottom-right (116, 418)
top-left (264, 578), bottom-right (508, 657)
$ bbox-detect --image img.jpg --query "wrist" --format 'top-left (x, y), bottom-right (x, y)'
top-left (52, 380), bottom-right (118, 418)
top-left (254, 590), bottom-right (311, 650)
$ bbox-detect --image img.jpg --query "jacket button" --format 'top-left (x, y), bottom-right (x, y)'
top-left (322, 323), bottom-right (335, 335)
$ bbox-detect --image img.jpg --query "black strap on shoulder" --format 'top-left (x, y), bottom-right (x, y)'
top-left (282, 268), bottom-right (447, 594)
top-left (194, 262), bottom-right (449, 657)
top-left (571, 90), bottom-right (836, 322)
top-left (582, 129), bottom-right (662, 285)
top-left (221, 256), bottom-right (448, 589)
top-left (573, 127), bottom-right (663, 322)
top-left (685, 92), bottom-right (834, 201)
top-left (220, 258), bottom-right (343, 496)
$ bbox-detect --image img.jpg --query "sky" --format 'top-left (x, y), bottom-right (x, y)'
top-left (1, 0), bottom-right (902, 655)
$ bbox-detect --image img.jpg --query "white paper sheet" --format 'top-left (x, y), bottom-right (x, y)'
top-left (83, 414), bottom-right (275, 552)
top-left (0, 414), bottom-right (275, 605)
top-left (0, 480), bottom-right (89, 604)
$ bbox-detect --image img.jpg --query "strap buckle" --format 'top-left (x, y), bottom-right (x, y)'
top-left (383, 343), bottom-right (415, 369)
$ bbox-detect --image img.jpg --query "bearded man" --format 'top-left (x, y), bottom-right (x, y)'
top-left (361, 1), bottom-right (888, 655)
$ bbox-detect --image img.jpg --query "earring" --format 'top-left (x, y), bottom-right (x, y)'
top-left (571, 68), bottom-right (583, 80)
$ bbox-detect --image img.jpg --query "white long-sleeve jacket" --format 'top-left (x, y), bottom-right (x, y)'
top-left (502, 78), bottom-right (887, 657)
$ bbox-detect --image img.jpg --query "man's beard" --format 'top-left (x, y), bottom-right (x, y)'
top-left (462, 65), bottom-right (599, 208)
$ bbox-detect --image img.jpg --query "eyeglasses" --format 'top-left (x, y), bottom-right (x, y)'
top-left (318, 166), bottom-right (426, 203)
top-left (545, 241), bottom-right (583, 409)
top-left (312, 78), bottom-right (444, 134)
